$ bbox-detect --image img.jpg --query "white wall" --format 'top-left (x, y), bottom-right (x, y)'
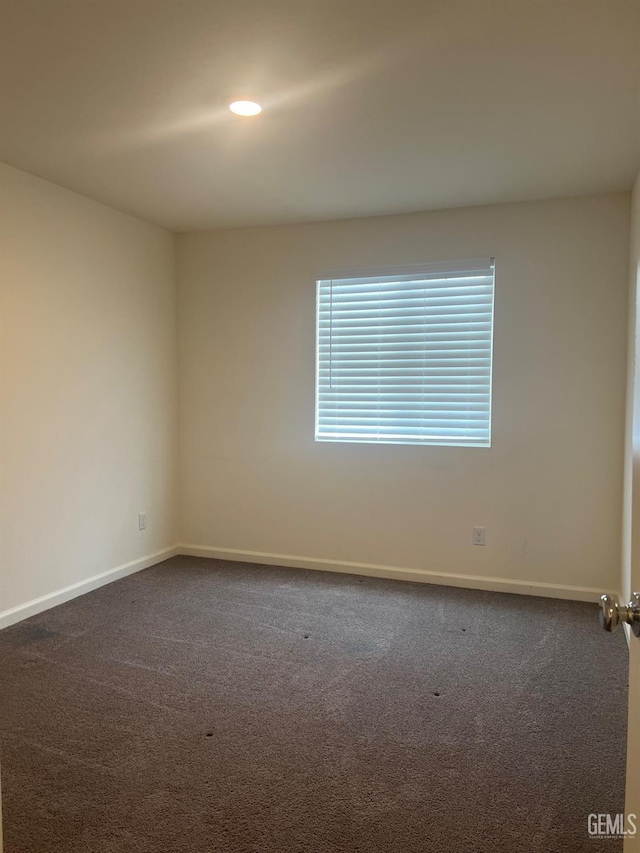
top-left (177, 193), bottom-right (630, 596)
top-left (0, 163), bottom-right (178, 620)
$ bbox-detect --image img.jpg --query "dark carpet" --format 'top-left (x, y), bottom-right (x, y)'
top-left (0, 556), bottom-right (628, 852)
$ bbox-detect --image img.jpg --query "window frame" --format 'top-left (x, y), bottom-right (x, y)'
top-left (314, 259), bottom-right (495, 448)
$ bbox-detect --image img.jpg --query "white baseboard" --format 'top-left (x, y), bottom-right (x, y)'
top-left (0, 542), bottom-right (606, 631)
top-left (178, 544), bottom-right (605, 603)
top-left (0, 546), bottom-right (179, 630)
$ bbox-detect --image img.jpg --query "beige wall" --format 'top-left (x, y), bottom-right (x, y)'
top-left (0, 176), bottom-right (630, 618)
top-left (177, 193), bottom-right (630, 595)
top-left (0, 163), bottom-right (178, 619)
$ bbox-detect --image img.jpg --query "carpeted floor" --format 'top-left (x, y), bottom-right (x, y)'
top-left (0, 556), bottom-right (629, 852)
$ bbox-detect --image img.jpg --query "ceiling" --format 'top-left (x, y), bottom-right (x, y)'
top-left (1, 0), bottom-right (639, 232)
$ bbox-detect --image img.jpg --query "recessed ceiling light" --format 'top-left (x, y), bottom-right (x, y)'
top-left (229, 100), bottom-right (262, 117)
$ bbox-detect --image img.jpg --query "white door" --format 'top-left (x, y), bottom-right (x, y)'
top-left (627, 638), bottom-right (640, 850)
top-left (622, 176), bottom-right (639, 852)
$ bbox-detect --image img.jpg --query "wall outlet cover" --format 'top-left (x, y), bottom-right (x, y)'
top-left (473, 526), bottom-right (486, 546)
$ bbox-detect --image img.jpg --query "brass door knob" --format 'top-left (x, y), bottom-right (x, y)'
top-left (599, 592), bottom-right (640, 636)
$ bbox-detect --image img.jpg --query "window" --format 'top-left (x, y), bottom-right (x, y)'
top-left (315, 258), bottom-right (495, 447)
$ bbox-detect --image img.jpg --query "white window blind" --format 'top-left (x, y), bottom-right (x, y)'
top-left (315, 258), bottom-right (495, 446)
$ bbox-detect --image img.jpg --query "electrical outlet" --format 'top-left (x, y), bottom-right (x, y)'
top-left (473, 526), bottom-right (486, 546)
top-left (138, 512), bottom-right (147, 531)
